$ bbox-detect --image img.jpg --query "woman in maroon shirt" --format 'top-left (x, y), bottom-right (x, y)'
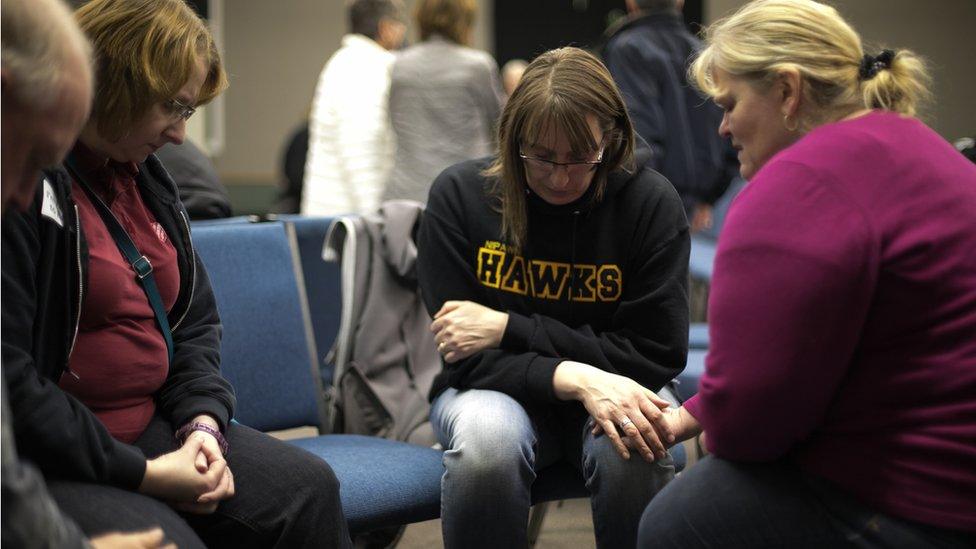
top-left (638, 0), bottom-right (976, 547)
top-left (0, 0), bottom-right (349, 547)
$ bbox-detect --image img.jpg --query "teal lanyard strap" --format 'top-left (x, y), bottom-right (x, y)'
top-left (64, 155), bottom-right (174, 366)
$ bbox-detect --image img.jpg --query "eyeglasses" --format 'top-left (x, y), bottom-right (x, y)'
top-left (519, 148), bottom-right (604, 177)
top-left (163, 98), bottom-right (197, 122)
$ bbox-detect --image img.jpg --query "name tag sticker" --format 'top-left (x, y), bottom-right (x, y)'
top-left (40, 178), bottom-right (64, 227)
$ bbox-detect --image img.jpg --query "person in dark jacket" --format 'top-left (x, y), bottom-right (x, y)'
top-left (601, 0), bottom-right (738, 232)
top-left (156, 138), bottom-right (233, 220)
top-left (0, 1), bottom-right (350, 547)
top-left (2, 0), bottom-right (171, 547)
top-left (417, 47), bottom-right (689, 549)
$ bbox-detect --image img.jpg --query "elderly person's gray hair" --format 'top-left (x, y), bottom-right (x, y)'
top-left (1, 0), bottom-right (91, 109)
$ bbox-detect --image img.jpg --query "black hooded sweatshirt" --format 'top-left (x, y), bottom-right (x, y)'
top-left (417, 143), bottom-right (690, 408)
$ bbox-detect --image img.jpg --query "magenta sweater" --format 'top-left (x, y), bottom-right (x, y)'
top-left (684, 111), bottom-right (976, 532)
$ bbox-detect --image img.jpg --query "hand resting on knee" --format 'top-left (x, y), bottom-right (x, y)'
top-left (553, 361), bottom-right (674, 463)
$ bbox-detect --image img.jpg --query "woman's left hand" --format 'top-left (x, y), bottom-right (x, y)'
top-left (430, 301), bottom-right (508, 363)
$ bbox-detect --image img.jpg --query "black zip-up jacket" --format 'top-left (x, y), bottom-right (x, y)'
top-left (1, 155), bottom-right (235, 490)
top-left (417, 142), bottom-right (690, 407)
top-left (599, 10), bottom-right (738, 209)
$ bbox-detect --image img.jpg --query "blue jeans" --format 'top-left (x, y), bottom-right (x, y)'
top-left (431, 387), bottom-right (676, 549)
top-left (638, 456), bottom-right (975, 548)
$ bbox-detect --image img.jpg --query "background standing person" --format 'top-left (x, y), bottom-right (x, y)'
top-left (501, 58), bottom-right (527, 97)
top-left (1, 1), bottom-right (351, 547)
top-left (417, 47), bottom-right (689, 549)
top-left (383, 0), bottom-right (504, 205)
top-left (639, 1), bottom-right (976, 546)
top-left (302, 0), bottom-right (405, 215)
top-left (601, 0), bottom-right (737, 232)
top-left (156, 139), bottom-right (232, 220)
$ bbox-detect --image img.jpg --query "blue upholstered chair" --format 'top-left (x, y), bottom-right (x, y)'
top-left (191, 214), bottom-right (259, 227)
top-left (689, 322), bottom-right (710, 350)
top-left (689, 235), bottom-right (717, 282)
top-left (192, 221), bottom-right (444, 533)
top-left (676, 349), bottom-right (708, 403)
top-left (271, 214), bottom-right (342, 384)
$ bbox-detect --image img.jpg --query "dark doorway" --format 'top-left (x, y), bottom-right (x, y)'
top-left (493, 0), bottom-right (704, 66)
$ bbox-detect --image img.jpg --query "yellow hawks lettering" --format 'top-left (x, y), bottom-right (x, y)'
top-left (477, 242), bottom-right (622, 302)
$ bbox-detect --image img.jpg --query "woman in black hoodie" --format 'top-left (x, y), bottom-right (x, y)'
top-left (416, 47), bottom-right (690, 549)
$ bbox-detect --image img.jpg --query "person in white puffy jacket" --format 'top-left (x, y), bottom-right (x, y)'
top-left (302, 0), bottom-right (405, 216)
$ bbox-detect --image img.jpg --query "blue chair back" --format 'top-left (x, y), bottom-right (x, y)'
top-left (191, 215), bottom-right (259, 227)
top-left (274, 214), bottom-right (342, 384)
top-left (676, 350), bottom-right (708, 402)
top-left (192, 222), bottom-right (322, 431)
top-left (689, 323), bottom-right (709, 350)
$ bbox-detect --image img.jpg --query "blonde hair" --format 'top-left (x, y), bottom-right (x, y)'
top-left (1, 0), bottom-right (91, 109)
top-left (690, 0), bottom-right (931, 126)
top-left (416, 0), bottom-right (476, 46)
top-left (485, 47), bottom-right (635, 251)
top-left (76, 0), bottom-right (227, 140)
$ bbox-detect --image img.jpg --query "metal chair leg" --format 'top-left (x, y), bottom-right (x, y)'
top-left (528, 501), bottom-right (553, 547)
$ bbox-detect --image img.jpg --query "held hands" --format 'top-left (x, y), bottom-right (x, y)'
top-left (553, 361), bottom-right (674, 463)
top-left (656, 405), bottom-right (704, 448)
top-left (431, 301), bottom-right (508, 363)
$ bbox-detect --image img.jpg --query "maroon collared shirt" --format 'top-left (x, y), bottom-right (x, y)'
top-left (59, 143), bottom-right (179, 443)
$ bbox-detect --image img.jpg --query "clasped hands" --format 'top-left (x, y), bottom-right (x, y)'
top-left (139, 415), bottom-right (235, 514)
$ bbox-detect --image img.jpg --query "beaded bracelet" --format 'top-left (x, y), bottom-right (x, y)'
top-left (175, 421), bottom-right (229, 455)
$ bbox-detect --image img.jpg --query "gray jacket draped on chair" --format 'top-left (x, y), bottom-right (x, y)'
top-left (325, 200), bottom-right (439, 446)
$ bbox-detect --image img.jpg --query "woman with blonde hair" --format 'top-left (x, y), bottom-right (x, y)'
top-left (638, 1), bottom-right (976, 546)
top-left (1, 0), bottom-right (350, 546)
top-left (417, 46), bottom-right (689, 548)
top-left (383, 0), bottom-right (504, 204)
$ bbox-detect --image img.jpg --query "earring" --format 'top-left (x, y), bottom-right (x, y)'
top-left (783, 114), bottom-right (799, 132)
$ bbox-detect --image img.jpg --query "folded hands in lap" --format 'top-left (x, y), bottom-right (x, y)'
top-left (138, 415), bottom-right (235, 514)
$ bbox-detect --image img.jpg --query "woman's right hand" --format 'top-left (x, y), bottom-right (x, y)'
top-left (139, 434), bottom-right (226, 507)
top-left (552, 361), bottom-right (674, 463)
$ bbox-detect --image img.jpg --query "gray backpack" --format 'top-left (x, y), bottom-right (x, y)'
top-left (323, 200), bottom-right (439, 446)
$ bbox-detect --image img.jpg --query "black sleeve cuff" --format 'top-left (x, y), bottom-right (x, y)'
top-left (500, 311), bottom-right (535, 352)
top-left (111, 444), bottom-right (148, 491)
top-left (525, 356), bottom-right (561, 404)
top-left (169, 396), bottom-right (232, 432)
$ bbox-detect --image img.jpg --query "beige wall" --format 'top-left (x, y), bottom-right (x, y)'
top-left (214, 0), bottom-right (493, 185)
top-left (214, 1), bottom-right (344, 183)
top-left (705, 0), bottom-right (976, 142)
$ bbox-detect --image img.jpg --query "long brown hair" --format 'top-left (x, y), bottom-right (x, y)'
top-left (484, 47), bottom-right (635, 251)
